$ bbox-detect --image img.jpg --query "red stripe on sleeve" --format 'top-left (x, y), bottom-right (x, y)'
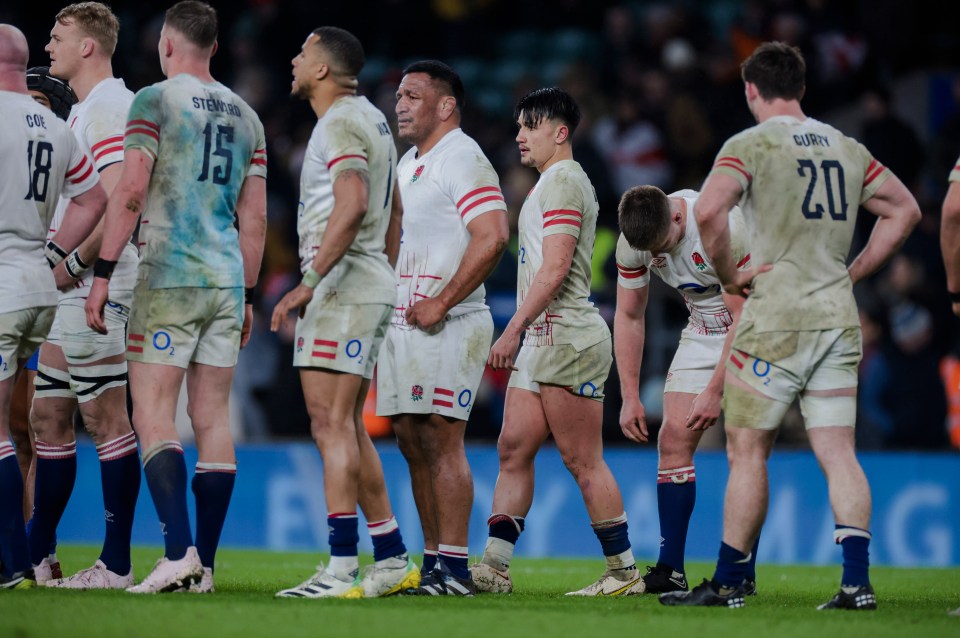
top-left (460, 194), bottom-right (505, 218)
top-left (327, 154), bottom-right (367, 169)
top-left (716, 156), bottom-right (745, 167)
top-left (736, 253), bottom-right (751, 268)
top-left (65, 155), bottom-right (88, 178)
top-left (94, 145), bottom-right (124, 161)
top-left (543, 218), bottom-right (582, 229)
top-left (127, 119), bottom-right (159, 131)
top-left (90, 135), bottom-right (124, 154)
top-left (714, 161), bottom-right (752, 182)
top-left (456, 186), bottom-right (501, 209)
top-left (250, 158), bottom-right (267, 166)
top-left (617, 264), bottom-right (648, 278)
top-left (543, 209), bottom-right (583, 219)
top-left (126, 127), bottom-right (159, 141)
top-left (863, 164), bottom-right (885, 187)
top-left (70, 162), bottom-right (94, 184)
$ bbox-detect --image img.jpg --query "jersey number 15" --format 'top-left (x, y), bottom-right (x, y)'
top-left (198, 123), bottom-right (234, 186)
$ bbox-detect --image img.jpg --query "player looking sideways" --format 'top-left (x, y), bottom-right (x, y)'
top-left (474, 87), bottom-right (645, 597)
top-left (28, 2), bottom-right (141, 590)
top-left (659, 42), bottom-right (920, 610)
top-left (378, 59), bottom-right (509, 596)
top-left (85, 0), bottom-right (268, 594)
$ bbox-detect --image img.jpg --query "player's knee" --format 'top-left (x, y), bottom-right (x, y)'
top-left (395, 428), bottom-right (424, 464)
top-left (497, 433), bottom-right (536, 469)
top-left (657, 425), bottom-right (695, 467)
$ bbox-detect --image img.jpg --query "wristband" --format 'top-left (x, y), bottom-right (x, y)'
top-left (301, 268), bottom-right (321, 289)
top-left (244, 287), bottom-right (254, 304)
top-left (64, 250), bottom-right (90, 279)
top-left (93, 258), bottom-right (118, 280)
top-left (45, 240), bottom-right (67, 268)
top-left (950, 290), bottom-right (960, 303)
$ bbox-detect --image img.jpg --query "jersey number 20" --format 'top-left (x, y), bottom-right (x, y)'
top-left (198, 123), bottom-right (234, 186)
top-left (797, 159), bottom-right (848, 220)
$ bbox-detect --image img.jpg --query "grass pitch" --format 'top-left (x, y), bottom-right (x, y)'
top-left (1, 545), bottom-right (957, 638)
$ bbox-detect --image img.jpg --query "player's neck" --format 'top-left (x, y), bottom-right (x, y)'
top-left (754, 98), bottom-right (805, 124)
top-left (68, 59), bottom-right (114, 102)
top-left (0, 70), bottom-right (27, 94)
top-left (536, 144), bottom-right (573, 174)
top-left (165, 58), bottom-right (214, 84)
top-left (311, 85), bottom-right (355, 119)
top-left (415, 120), bottom-right (458, 157)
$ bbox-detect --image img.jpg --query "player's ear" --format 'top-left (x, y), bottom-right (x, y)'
top-left (316, 62), bottom-right (329, 81)
top-left (555, 123), bottom-right (570, 145)
top-left (210, 39), bottom-right (218, 58)
top-left (80, 37), bottom-right (94, 58)
top-left (438, 96), bottom-right (455, 121)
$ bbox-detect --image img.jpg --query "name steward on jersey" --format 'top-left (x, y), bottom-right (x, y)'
top-left (191, 96), bottom-right (241, 116)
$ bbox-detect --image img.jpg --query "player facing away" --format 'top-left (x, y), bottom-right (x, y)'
top-left (614, 185), bottom-right (760, 594)
top-left (272, 27), bottom-right (417, 600)
top-left (85, 1), bottom-right (268, 594)
top-left (659, 42), bottom-right (920, 610)
top-left (379, 60), bottom-right (509, 596)
top-left (474, 88), bottom-right (645, 597)
top-left (28, 2), bottom-right (142, 590)
top-left (0, 23), bottom-right (107, 589)
top-left (9, 66), bottom-right (78, 534)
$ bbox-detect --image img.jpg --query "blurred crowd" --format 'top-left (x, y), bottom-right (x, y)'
top-left (6, 0), bottom-right (960, 450)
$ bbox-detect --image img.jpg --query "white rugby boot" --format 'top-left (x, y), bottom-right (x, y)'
top-left (48, 560), bottom-right (133, 589)
top-left (126, 546), bottom-right (203, 594)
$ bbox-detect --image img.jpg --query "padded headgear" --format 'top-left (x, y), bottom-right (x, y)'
top-left (26, 66), bottom-right (77, 120)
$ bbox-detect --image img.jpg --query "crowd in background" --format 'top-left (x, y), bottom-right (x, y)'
top-left (6, 0), bottom-right (960, 450)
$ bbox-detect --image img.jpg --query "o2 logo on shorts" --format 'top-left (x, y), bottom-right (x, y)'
top-left (752, 359), bottom-right (771, 386)
top-left (458, 389), bottom-right (472, 411)
top-left (578, 382), bottom-right (598, 398)
top-left (153, 331), bottom-right (175, 357)
top-left (411, 385), bottom-right (424, 402)
top-left (345, 339), bottom-right (363, 365)
top-left (0, 354), bottom-right (6, 372)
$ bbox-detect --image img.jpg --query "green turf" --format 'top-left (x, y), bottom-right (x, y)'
top-left (1, 545), bottom-right (957, 638)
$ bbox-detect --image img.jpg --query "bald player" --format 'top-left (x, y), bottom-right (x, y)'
top-left (0, 24), bottom-right (106, 589)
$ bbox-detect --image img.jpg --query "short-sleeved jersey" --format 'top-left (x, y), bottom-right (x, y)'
top-left (51, 78), bottom-right (138, 300)
top-left (125, 73), bottom-right (267, 289)
top-left (0, 91), bottom-right (99, 314)
top-left (394, 128), bottom-right (504, 324)
top-left (709, 115), bottom-right (889, 332)
top-left (517, 159), bottom-right (607, 350)
top-left (949, 154), bottom-right (960, 183)
top-left (616, 189), bottom-right (751, 336)
top-left (298, 95), bottom-right (397, 305)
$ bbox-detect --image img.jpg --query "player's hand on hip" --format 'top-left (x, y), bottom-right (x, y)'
top-left (686, 387), bottom-right (722, 430)
top-left (405, 297), bottom-right (448, 332)
top-left (487, 329), bottom-right (520, 371)
top-left (84, 279), bottom-right (109, 335)
top-left (619, 397), bottom-right (649, 443)
top-left (53, 262), bottom-right (75, 292)
top-left (725, 264), bottom-right (773, 298)
top-left (270, 284), bottom-right (314, 333)
top-left (240, 303), bottom-right (253, 348)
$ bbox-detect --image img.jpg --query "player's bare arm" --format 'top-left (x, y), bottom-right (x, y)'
top-left (487, 233), bottom-right (575, 370)
top-left (686, 291), bottom-right (744, 431)
top-left (237, 174), bottom-right (268, 348)
top-left (942, 180), bottom-right (960, 317)
top-left (270, 167), bottom-right (368, 332)
top-left (52, 161), bottom-right (124, 291)
top-left (613, 283), bottom-right (650, 443)
top-left (406, 208), bottom-right (509, 331)
top-left (49, 181), bottom-right (108, 261)
top-left (385, 180), bottom-right (403, 268)
top-left (847, 174), bottom-right (921, 285)
top-left (694, 172), bottom-right (748, 295)
top-left (84, 148), bottom-right (154, 334)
